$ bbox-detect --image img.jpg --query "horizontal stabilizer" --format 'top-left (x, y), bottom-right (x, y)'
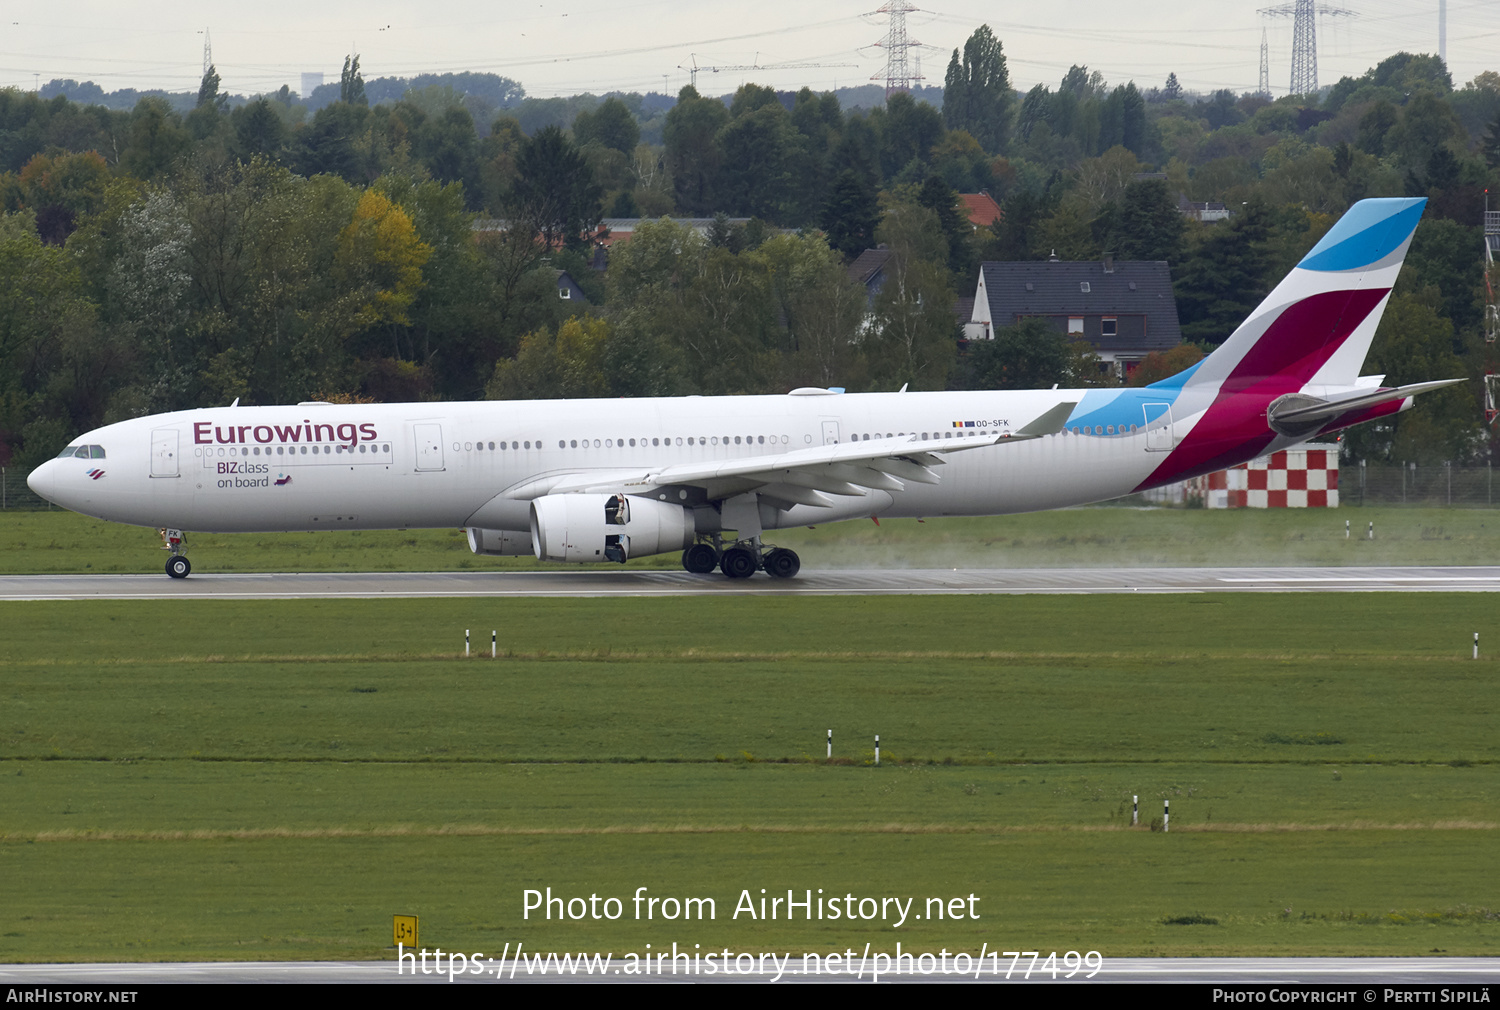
top-left (1268, 379), bottom-right (1464, 436)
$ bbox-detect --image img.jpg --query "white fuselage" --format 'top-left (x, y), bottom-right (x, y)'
top-left (29, 389), bottom-right (1186, 536)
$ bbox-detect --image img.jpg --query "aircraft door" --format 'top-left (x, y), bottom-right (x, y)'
top-left (414, 423), bottom-right (445, 471)
top-left (1143, 403), bottom-right (1175, 452)
top-left (150, 428), bottom-right (179, 477)
top-left (821, 420), bottom-right (841, 445)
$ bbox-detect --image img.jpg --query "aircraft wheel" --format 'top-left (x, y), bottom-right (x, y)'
top-left (683, 543), bottom-right (720, 574)
top-left (719, 546), bottom-right (759, 579)
top-left (166, 556), bottom-right (192, 579)
top-left (763, 548), bottom-right (801, 579)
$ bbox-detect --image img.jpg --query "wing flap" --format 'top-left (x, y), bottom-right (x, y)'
top-left (509, 401), bottom-right (1077, 502)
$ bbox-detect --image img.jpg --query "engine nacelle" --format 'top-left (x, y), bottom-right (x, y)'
top-left (465, 527), bottom-right (533, 556)
top-left (530, 494), bottom-right (694, 563)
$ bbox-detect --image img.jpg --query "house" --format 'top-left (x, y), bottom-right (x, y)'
top-left (1178, 194), bottom-right (1231, 222)
top-left (957, 191), bottom-right (1003, 230)
top-left (552, 269), bottom-right (587, 304)
top-left (846, 246), bottom-right (891, 308)
top-left (965, 255), bottom-right (1182, 377)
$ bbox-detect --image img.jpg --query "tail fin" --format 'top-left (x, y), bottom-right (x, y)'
top-left (1185, 197), bottom-right (1426, 394)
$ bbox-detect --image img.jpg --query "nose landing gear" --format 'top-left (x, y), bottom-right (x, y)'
top-left (160, 528), bottom-right (191, 579)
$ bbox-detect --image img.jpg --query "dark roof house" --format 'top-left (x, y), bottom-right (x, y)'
top-left (965, 256), bottom-right (1182, 374)
top-left (846, 246), bottom-right (892, 308)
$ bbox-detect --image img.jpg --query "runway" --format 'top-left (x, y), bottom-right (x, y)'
top-left (1, 957), bottom-right (1497, 984)
top-left (6, 566), bottom-right (1500, 600)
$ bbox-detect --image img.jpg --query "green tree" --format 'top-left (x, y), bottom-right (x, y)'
top-left (486, 316), bottom-right (611, 400)
top-left (718, 101), bottom-right (796, 221)
top-left (663, 85), bottom-right (729, 214)
top-left (953, 318), bottom-right (1076, 389)
top-left (231, 99), bottom-right (289, 163)
top-left (510, 125), bottom-right (602, 252)
top-left (341, 55), bottom-right (367, 106)
top-left (573, 97), bottom-right (640, 156)
top-left (1174, 200), bottom-right (1273, 345)
top-left (942, 25), bottom-right (1013, 154)
top-left (197, 65), bottom-right (225, 111)
top-left (1110, 179), bottom-right (1184, 263)
top-left (1342, 288), bottom-right (1476, 464)
top-left (864, 203), bottom-right (956, 390)
top-left (820, 169), bottom-right (880, 259)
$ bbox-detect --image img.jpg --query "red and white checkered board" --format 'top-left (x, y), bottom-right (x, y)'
top-left (1205, 449), bottom-right (1339, 507)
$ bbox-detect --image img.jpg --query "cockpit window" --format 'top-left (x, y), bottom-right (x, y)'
top-left (59, 445), bottom-right (105, 459)
top-left (58, 446), bottom-right (81, 459)
top-left (74, 446), bottom-right (91, 458)
top-left (89, 445), bottom-right (106, 459)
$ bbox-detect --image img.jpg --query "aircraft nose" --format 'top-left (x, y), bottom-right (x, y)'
top-left (26, 460), bottom-right (59, 503)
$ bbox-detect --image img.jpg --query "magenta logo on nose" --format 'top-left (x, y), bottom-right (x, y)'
top-left (86, 469), bottom-right (105, 480)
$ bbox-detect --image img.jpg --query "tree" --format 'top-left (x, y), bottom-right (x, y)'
top-left (336, 190), bottom-right (433, 331)
top-left (663, 86), bottom-right (729, 214)
top-left (573, 97), bottom-right (640, 156)
top-left (1110, 179), bottom-right (1184, 263)
top-left (718, 102), bottom-right (796, 221)
top-left (820, 169), bottom-right (880, 259)
top-left (231, 99), bottom-right (289, 163)
top-left (954, 318), bottom-right (1077, 390)
top-left (196, 65), bottom-right (226, 111)
top-left (340, 55), bottom-right (367, 107)
top-left (1162, 73), bottom-right (1183, 101)
top-left (1341, 288), bottom-right (1477, 464)
top-left (509, 126), bottom-right (603, 252)
top-left (941, 25), bottom-right (1013, 153)
top-left (486, 316), bottom-right (612, 400)
top-left (864, 203), bottom-right (957, 390)
top-left (1175, 201), bottom-right (1273, 345)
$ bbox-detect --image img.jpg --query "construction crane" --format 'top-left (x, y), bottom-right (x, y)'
top-left (677, 53), bottom-right (856, 89)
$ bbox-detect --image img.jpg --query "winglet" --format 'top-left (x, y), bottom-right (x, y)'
top-left (1014, 401), bottom-right (1077, 438)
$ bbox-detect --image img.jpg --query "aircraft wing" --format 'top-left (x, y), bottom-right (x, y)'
top-left (507, 400), bottom-right (1076, 507)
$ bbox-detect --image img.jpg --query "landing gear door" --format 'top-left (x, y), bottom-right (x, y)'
top-left (150, 428), bottom-right (179, 477)
top-left (414, 423), bottom-right (445, 471)
top-left (1143, 403), bottom-right (1174, 452)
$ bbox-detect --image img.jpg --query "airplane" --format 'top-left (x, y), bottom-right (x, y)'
top-left (27, 197), bottom-right (1462, 580)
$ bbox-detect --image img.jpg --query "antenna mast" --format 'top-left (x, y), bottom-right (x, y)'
top-left (1259, 28), bottom-right (1271, 98)
top-left (868, 0), bottom-right (922, 98)
top-left (1258, 1), bottom-right (1354, 97)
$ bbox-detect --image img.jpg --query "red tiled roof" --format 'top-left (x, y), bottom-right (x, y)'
top-left (959, 192), bottom-right (1003, 229)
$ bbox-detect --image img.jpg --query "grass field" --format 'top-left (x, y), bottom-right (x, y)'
top-left (1, 594), bottom-right (1498, 961)
top-left (4, 505), bottom-right (1500, 574)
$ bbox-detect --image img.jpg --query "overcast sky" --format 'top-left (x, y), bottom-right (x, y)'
top-left (2, 0), bottom-right (1494, 101)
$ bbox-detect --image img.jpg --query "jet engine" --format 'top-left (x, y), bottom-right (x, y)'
top-left (530, 493), bottom-right (694, 563)
top-left (465, 527), bottom-right (533, 556)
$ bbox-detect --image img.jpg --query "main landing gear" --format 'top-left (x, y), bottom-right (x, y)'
top-left (680, 539), bottom-right (800, 579)
top-left (160, 528), bottom-right (191, 579)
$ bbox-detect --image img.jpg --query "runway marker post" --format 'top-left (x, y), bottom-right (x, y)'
top-left (1368, 522), bottom-right (1374, 540)
top-left (465, 629), bottom-right (470, 658)
top-left (1164, 799), bottom-right (1170, 833)
top-left (1474, 632), bottom-right (1479, 660)
top-left (827, 729), bottom-right (832, 759)
top-left (874, 734), bottom-right (880, 767)
top-left (1345, 520), bottom-right (1349, 539)
top-left (1132, 795), bottom-right (1138, 826)
top-left (492, 630), bottom-right (497, 659)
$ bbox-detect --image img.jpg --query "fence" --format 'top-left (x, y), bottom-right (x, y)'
top-left (1344, 462), bottom-right (1500, 508)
